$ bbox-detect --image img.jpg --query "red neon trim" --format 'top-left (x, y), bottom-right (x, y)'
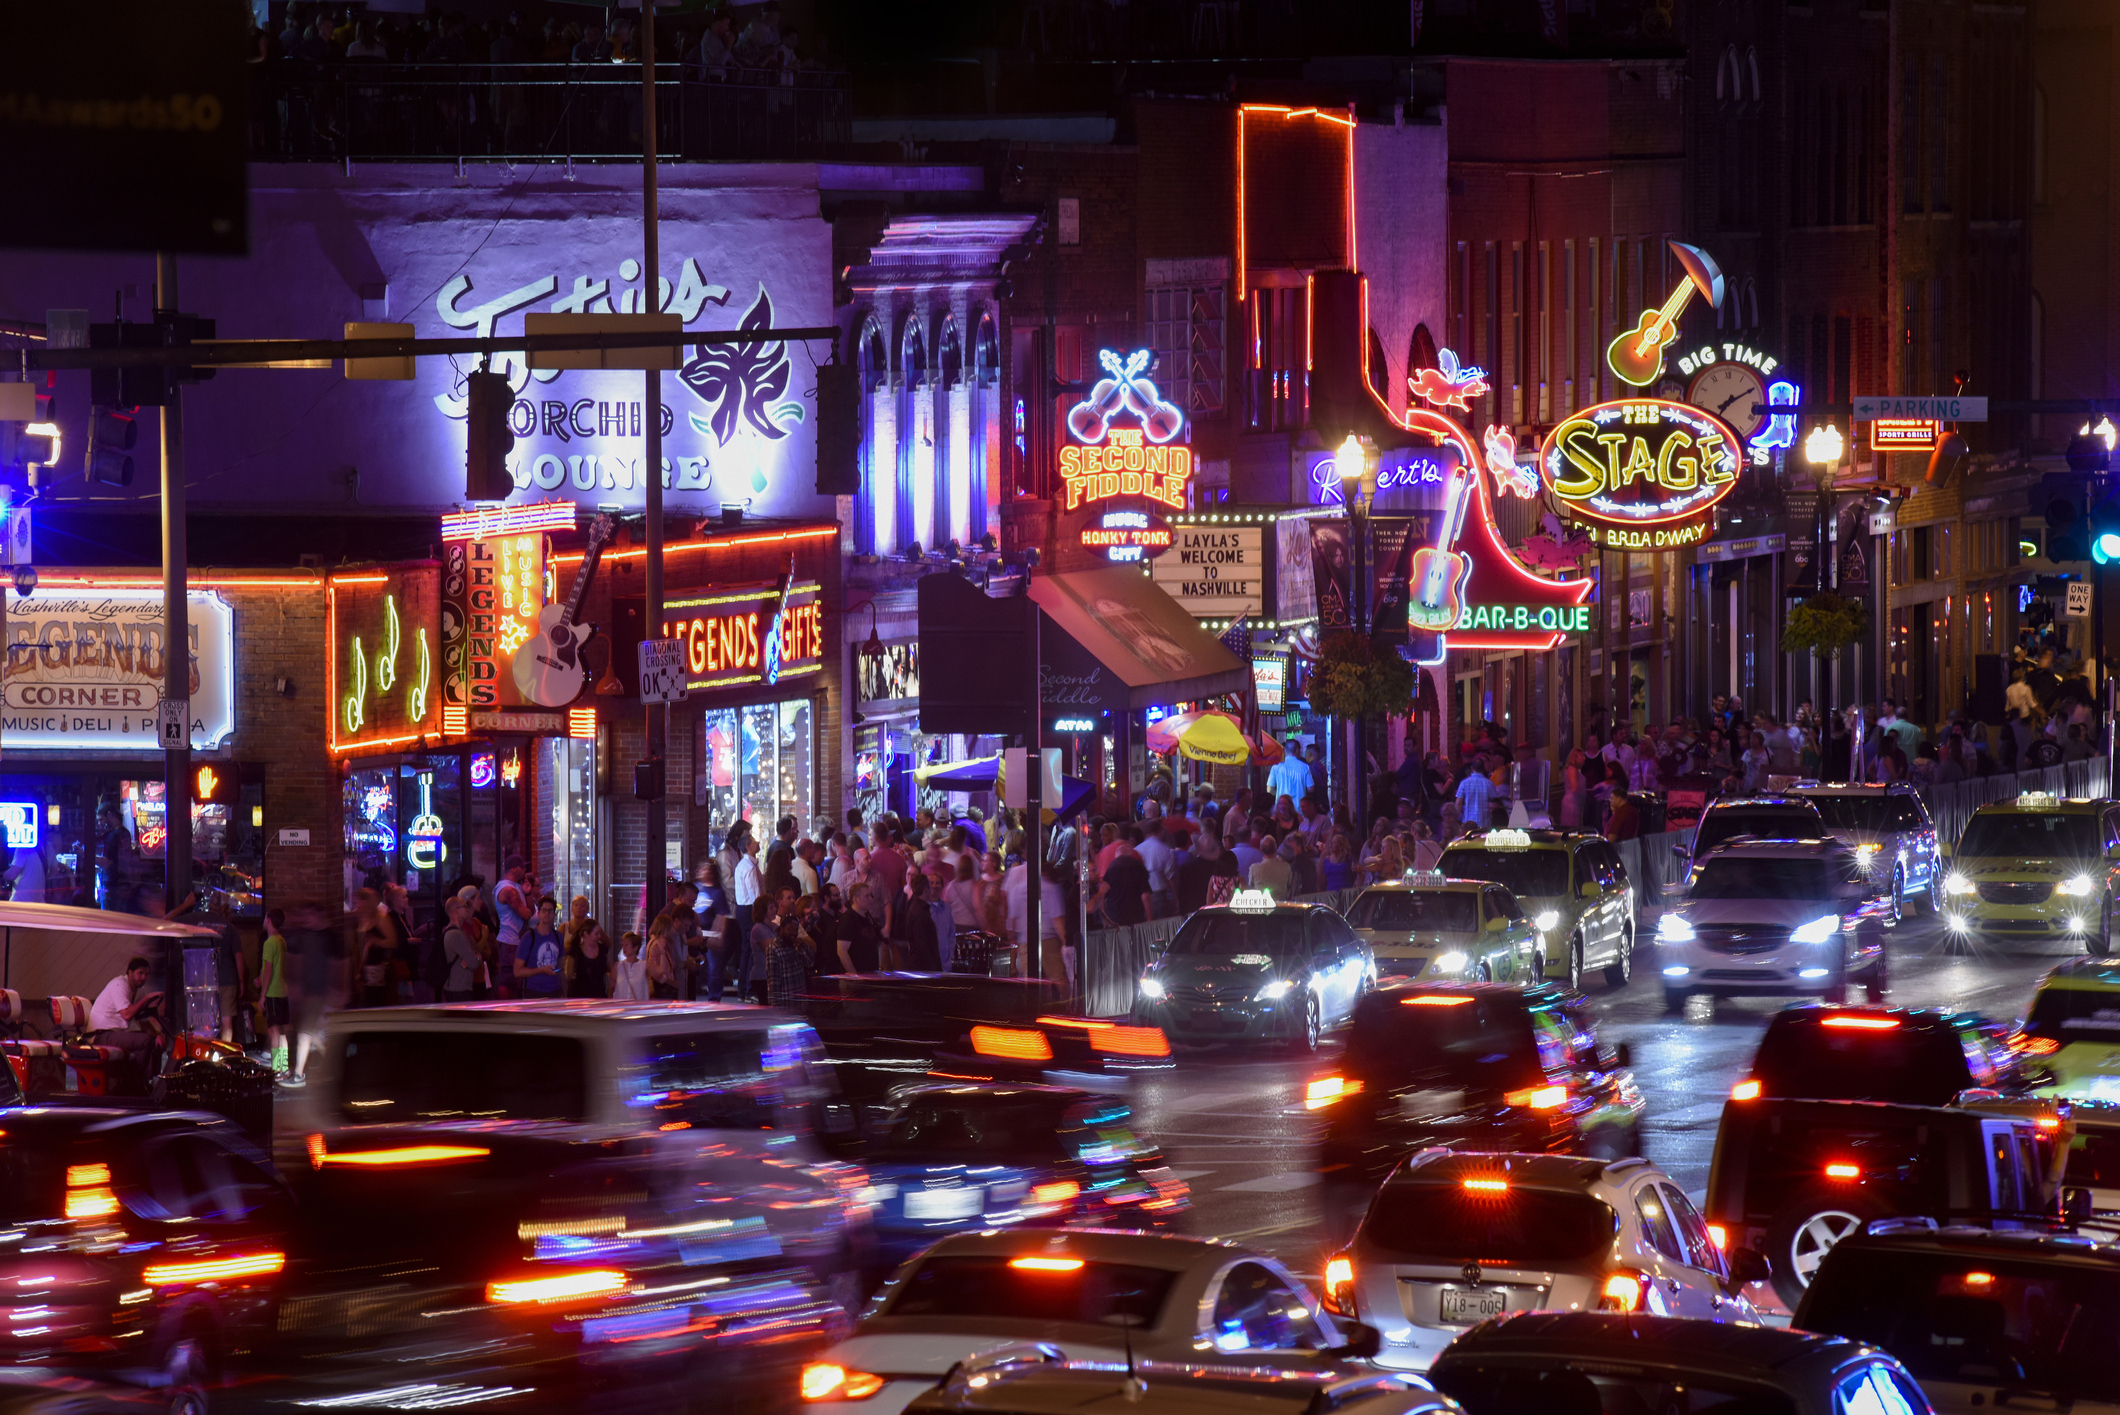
top-left (1345, 105), bottom-right (1358, 269)
top-left (552, 524), bottom-right (836, 569)
top-left (1236, 109), bottom-right (1249, 301)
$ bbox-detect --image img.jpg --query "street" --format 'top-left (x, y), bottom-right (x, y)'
top-left (1135, 905), bottom-right (2082, 1274)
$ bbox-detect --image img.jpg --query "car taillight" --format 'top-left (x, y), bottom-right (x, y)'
top-left (1706, 1224), bottom-right (1728, 1251)
top-left (485, 1269), bottom-right (628, 1305)
top-left (2017, 1036), bottom-right (2060, 1056)
top-left (315, 1144), bottom-right (493, 1168)
top-left (1820, 1015), bottom-right (1899, 1030)
top-left (1008, 1256), bottom-right (1084, 1273)
top-left (1322, 1254), bottom-right (1356, 1315)
top-left (143, 1253), bottom-right (285, 1286)
top-left (1461, 1177), bottom-right (1509, 1192)
top-left (969, 1026), bottom-right (1053, 1062)
top-left (1030, 1180), bottom-right (1079, 1206)
top-left (1093, 1026), bottom-right (1170, 1058)
top-left (1824, 1163), bottom-right (1861, 1180)
top-left (1730, 1080), bottom-right (1761, 1101)
top-left (1599, 1270), bottom-right (1646, 1311)
top-left (1503, 1085), bottom-right (1568, 1110)
top-left (1305, 1076), bottom-right (1363, 1110)
top-left (64, 1161), bottom-right (117, 1221)
top-left (801, 1363), bottom-right (886, 1402)
top-left (2036, 1115), bottom-right (2062, 1131)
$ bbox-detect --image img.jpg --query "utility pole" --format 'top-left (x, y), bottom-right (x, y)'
top-left (157, 254), bottom-right (191, 1031)
top-left (1024, 585), bottom-right (1042, 985)
top-left (641, 7), bottom-right (668, 927)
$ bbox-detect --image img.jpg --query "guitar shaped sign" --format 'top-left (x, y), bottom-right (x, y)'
top-left (511, 512), bottom-right (617, 708)
top-left (1407, 464), bottom-right (1474, 634)
top-left (1604, 241), bottom-right (1726, 388)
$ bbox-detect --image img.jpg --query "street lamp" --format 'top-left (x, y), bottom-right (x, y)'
top-left (1804, 423), bottom-right (1844, 469)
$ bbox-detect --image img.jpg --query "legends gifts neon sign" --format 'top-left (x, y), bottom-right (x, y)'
top-left (1060, 349), bottom-right (1193, 512)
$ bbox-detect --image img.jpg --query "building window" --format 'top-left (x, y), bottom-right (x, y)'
top-left (1145, 280), bottom-right (1226, 418)
top-left (696, 700), bottom-right (814, 840)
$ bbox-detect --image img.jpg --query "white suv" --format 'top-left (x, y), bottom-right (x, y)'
top-left (1322, 1151), bottom-right (1761, 1371)
top-left (1655, 838), bottom-right (1891, 1013)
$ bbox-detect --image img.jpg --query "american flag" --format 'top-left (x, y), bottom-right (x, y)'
top-left (1219, 615), bottom-right (1252, 658)
top-left (1220, 616), bottom-right (1262, 763)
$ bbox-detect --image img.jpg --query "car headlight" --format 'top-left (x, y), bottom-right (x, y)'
top-left (1433, 952), bottom-right (1469, 975)
top-left (1534, 911), bottom-right (1560, 932)
top-left (1655, 914), bottom-right (1696, 944)
top-left (1255, 980), bottom-right (1294, 1001)
top-left (2060, 875), bottom-right (2097, 898)
top-left (1138, 977), bottom-right (1166, 1000)
top-left (1945, 873), bottom-right (1976, 896)
top-left (1855, 843), bottom-right (1881, 870)
top-left (1789, 914), bottom-right (1841, 945)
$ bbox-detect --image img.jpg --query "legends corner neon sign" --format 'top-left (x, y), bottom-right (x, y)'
top-left (1060, 349), bottom-right (1193, 512)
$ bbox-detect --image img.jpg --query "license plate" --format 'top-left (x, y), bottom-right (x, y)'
top-left (904, 1187), bottom-right (983, 1219)
top-left (1400, 1090), bottom-right (1465, 1117)
top-left (1439, 1287), bottom-right (1509, 1324)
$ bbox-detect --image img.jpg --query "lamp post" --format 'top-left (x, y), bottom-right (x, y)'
top-left (1337, 434), bottom-right (1374, 831)
top-left (1804, 424), bottom-right (1845, 778)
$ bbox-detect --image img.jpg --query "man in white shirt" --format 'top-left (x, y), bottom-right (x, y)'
top-left (790, 840), bottom-right (821, 896)
top-left (729, 834), bottom-right (765, 1003)
top-left (90, 956), bottom-right (160, 1072)
top-left (1266, 753), bottom-right (1312, 811)
top-left (1135, 819), bottom-right (1177, 918)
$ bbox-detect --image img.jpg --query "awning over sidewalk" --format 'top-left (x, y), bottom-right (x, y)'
top-left (1030, 567), bottom-right (1248, 711)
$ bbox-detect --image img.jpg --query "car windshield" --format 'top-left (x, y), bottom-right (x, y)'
top-left (1432, 1362), bottom-right (1799, 1415)
top-left (2023, 986), bottom-right (2120, 1042)
top-left (1165, 913), bottom-right (1307, 957)
top-left (1350, 890), bottom-right (1480, 933)
top-left (1751, 1019), bottom-right (1975, 1105)
top-left (2066, 1128), bottom-right (2120, 1187)
top-left (1437, 848), bottom-right (1571, 899)
top-left (1689, 858), bottom-right (1835, 900)
top-left (1958, 812), bottom-right (2101, 861)
top-left (1800, 1250), bottom-right (2120, 1401)
top-left (1344, 993), bottom-right (1545, 1092)
top-left (338, 1030), bottom-right (588, 1123)
top-left (1694, 807), bottom-right (1824, 854)
top-left (1363, 1184), bottom-right (1615, 1263)
top-left (883, 1255), bottom-right (1179, 1328)
top-left (871, 1093), bottom-right (1076, 1164)
top-left (1804, 795), bottom-right (1925, 831)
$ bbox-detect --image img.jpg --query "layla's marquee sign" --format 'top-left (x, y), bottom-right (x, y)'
top-left (1539, 398), bottom-right (1743, 550)
top-left (1, 589), bottom-right (236, 752)
top-left (1059, 349), bottom-right (1192, 512)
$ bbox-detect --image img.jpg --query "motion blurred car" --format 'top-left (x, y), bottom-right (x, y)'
top-left (1790, 782), bottom-right (1946, 922)
top-left (1436, 831), bottom-right (1636, 991)
top-left (1428, 1311), bottom-right (1934, 1415)
top-left (2015, 958), bottom-right (2120, 1101)
top-left (1322, 1151), bottom-right (1763, 1371)
top-left (2059, 1100), bottom-right (2120, 1211)
top-left (1346, 875), bottom-right (1542, 984)
top-left (272, 1001), bottom-right (873, 1413)
top-left (1310, 983), bottom-right (1644, 1234)
top-left (1705, 1096), bottom-right (2060, 1306)
top-left (801, 1229), bottom-right (1378, 1414)
top-left (1795, 1222), bottom-right (2120, 1415)
top-left (902, 1349), bottom-right (1449, 1415)
top-left (1679, 794), bottom-right (1831, 870)
top-left (0, 1106), bottom-right (293, 1392)
top-left (1654, 838), bottom-right (1890, 1011)
top-left (1727, 1005), bottom-right (2029, 1107)
top-left (861, 1083), bottom-right (1186, 1263)
top-left (1940, 793), bottom-right (2117, 951)
top-left (1132, 892), bottom-right (1374, 1052)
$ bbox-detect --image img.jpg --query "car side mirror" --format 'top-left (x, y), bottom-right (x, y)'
top-left (2065, 1186), bottom-right (2094, 1224)
top-left (1671, 842), bottom-right (1689, 859)
top-left (1328, 1319), bottom-right (1382, 1360)
top-left (1580, 882), bottom-right (1600, 900)
top-left (1728, 1247), bottom-right (1771, 1287)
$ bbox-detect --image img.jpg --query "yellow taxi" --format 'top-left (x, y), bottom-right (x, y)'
top-left (1343, 871), bottom-right (1541, 983)
top-left (1940, 792), bottom-right (2117, 951)
top-left (2017, 958), bottom-right (2120, 1102)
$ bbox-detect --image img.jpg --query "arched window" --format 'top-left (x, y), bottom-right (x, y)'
top-left (1716, 44), bottom-right (1738, 106)
top-left (856, 317), bottom-right (889, 554)
top-left (1408, 322), bottom-right (1439, 374)
top-left (971, 312), bottom-right (999, 542)
top-left (936, 314), bottom-right (964, 549)
top-left (1367, 328), bottom-right (1391, 406)
top-left (1747, 46), bottom-right (1762, 106)
top-left (897, 315), bottom-right (927, 555)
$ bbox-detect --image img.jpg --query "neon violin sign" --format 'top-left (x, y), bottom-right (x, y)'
top-left (1059, 349), bottom-right (1193, 512)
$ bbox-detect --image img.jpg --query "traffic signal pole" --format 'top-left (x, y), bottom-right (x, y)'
top-left (156, 252), bottom-right (192, 1031)
top-left (641, 8), bottom-right (668, 931)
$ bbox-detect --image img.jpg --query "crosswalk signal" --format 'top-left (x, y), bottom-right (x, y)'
top-left (88, 408), bottom-right (137, 487)
top-left (2090, 494), bottom-right (2120, 565)
top-left (465, 369), bottom-right (515, 502)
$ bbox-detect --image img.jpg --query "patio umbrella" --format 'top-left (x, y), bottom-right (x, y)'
top-left (1254, 730), bottom-right (1287, 765)
top-left (1146, 710), bottom-right (1253, 765)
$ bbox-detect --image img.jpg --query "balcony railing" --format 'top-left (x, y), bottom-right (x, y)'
top-left (249, 62), bottom-right (850, 163)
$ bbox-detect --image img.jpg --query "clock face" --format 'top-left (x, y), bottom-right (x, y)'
top-left (1687, 363), bottom-right (1767, 438)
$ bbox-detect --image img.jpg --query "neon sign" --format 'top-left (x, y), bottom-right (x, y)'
top-left (406, 771), bottom-right (447, 873)
top-left (661, 580), bottom-right (825, 691)
top-left (1870, 419), bottom-right (1941, 452)
top-left (330, 574), bottom-right (444, 756)
top-left (0, 803), bottom-right (37, 851)
top-left (1060, 349), bottom-right (1192, 512)
top-left (1079, 509), bottom-right (1174, 562)
top-left (1308, 450), bottom-right (1450, 507)
top-left (1752, 380), bottom-right (1800, 458)
top-left (1408, 349), bottom-right (1490, 411)
top-left (1605, 241), bottom-right (1724, 387)
top-left (439, 500), bottom-right (577, 543)
top-left (1540, 398), bottom-right (1742, 542)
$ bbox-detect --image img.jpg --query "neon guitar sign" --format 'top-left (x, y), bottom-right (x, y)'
top-left (1605, 241), bottom-right (1726, 388)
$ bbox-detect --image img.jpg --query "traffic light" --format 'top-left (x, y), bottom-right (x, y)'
top-left (464, 369), bottom-right (515, 501)
top-left (13, 393), bottom-right (57, 468)
top-left (2043, 473), bottom-right (2089, 563)
top-left (2091, 493), bottom-right (2120, 565)
top-left (88, 408), bottom-right (137, 487)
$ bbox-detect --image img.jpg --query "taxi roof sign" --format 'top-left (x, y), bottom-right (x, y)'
top-left (1406, 868), bottom-right (1448, 883)
top-left (1483, 829), bottom-right (1533, 849)
top-left (2017, 791), bottom-right (2061, 808)
top-left (1229, 888), bottom-right (1278, 912)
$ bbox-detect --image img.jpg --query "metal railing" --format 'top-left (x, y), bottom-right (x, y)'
top-left (249, 62), bottom-right (850, 163)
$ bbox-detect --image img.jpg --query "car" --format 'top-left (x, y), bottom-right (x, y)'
top-left (1345, 874), bottom-right (1542, 984)
top-left (801, 1229), bottom-right (1380, 1414)
top-left (1427, 1311), bottom-right (1935, 1415)
top-left (1321, 1151), bottom-right (1763, 1371)
top-left (1132, 892), bottom-right (1374, 1052)
top-left (899, 1348), bottom-right (1455, 1415)
top-left (1794, 1222), bottom-right (2120, 1415)
top-left (1679, 794), bottom-right (1832, 871)
top-left (860, 1083), bottom-right (1187, 1264)
top-left (1705, 1096), bottom-right (2061, 1306)
top-left (1789, 783), bottom-right (1948, 923)
top-left (1310, 983), bottom-right (1646, 1231)
top-left (270, 1000), bottom-right (874, 1413)
top-left (1654, 837), bottom-right (1891, 1012)
top-left (1940, 792), bottom-right (2118, 951)
top-left (2059, 1100), bottom-right (2120, 1210)
top-left (1435, 830), bottom-right (1636, 991)
top-left (2014, 958), bottom-right (2120, 1101)
top-left (1728, 1005), bottom-right (2031, 1107)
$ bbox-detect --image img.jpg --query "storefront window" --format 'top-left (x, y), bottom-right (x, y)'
top-left (343, 755), bottom-right (464, 920)
top-left (543, 737), bottom-right (597, 910)
top-left (698, 709), bottom-right (740, 825)
top-left (697, 698), bottom-right (814, 841)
